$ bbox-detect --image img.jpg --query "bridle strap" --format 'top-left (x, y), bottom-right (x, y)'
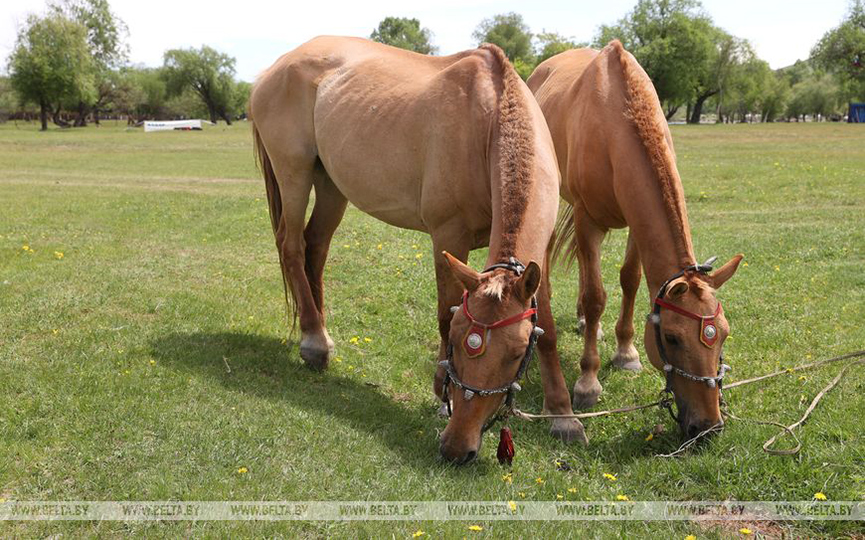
top-left (462, 291), bottom-right (538, 329)
top-left (654, 297), bottom-right (721, 322)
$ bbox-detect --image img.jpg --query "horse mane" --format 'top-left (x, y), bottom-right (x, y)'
top-left (612, 40), bottom-right (693, 258)
top-left (480, 43), bottom-right (535, 261)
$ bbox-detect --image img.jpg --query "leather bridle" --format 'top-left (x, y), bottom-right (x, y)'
top-left (439, 257), bottom-right (543, 433)
top-left (649, 256), bottom-right (731, 421)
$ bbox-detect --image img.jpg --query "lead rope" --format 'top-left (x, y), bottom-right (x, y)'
top-left (512, 350), bottom-right (865, 456)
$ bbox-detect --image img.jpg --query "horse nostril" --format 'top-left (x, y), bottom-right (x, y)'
top-left (687, 424), bottom-right (700, 439)
top-left (463, 450), bottom-right (477, 464)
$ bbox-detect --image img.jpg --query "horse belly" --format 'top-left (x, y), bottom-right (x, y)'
top-left (314, 72), bottom-right (429, 231)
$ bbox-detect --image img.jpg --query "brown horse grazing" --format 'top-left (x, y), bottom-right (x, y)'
top-left (250, 36), bottom-right (585, 463)
top-left (527, 41), bottom-right (743, 439)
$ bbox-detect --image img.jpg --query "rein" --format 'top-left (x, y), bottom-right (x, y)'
top-left (513, 350), bottom-right (865, 456)
top-left (439, 257), bottom-right (543, 438)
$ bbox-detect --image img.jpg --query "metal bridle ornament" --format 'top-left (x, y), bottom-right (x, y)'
top-left (649, 256), bottom-right (732, 421)
top-left (439, 258), bottom-right (542, 435)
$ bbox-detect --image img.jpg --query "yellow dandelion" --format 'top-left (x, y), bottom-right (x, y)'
top-left (739, 528), bottom-right (752, 535)
top-left (556, 494), bottom-right (563, 500)
top-left (54, 251), bottom-right (64, 259)
top-left (616, 495), bottom-right (629, 501)
top-left (645, 433), bottom-right (654, 442)
top-left (412, 531), bottom-right (425, 538)
top-left (603, 473), bottom-right (617, 482)
top-left (467, 525), bottom-right (483, 532)
top-left (52, 329), bottom-right (59, 335)
top-left (535, 477), bottom-right (544, 484)
top-left (22, 245), bottom-right (29, 251)
top-left (415, 253), bottom-right (423, 259)
top-left (685, 536), bottom-right (697, 540)
top-left (508, 500), bottom-right (517, 512)
top-left (377, 243), bottom-right (383, 250)
top-left (333, 356), bottom-right (342, 363)
top-left (568, 487), bottom-right (577, 494)
top-left (349, 336), bottom-right (360, 344)
top-left (237, 466), bottom-right (248, 474)
top-left (814, 492), bottom-right (827, 501)
top-left (502, 473), bottom-right (513, 484)
top-left (343, 244), bottom-right (350, 248)
top-left (412, 244), bottom-right (418, 249)
top-left (518, 492), bottom-right (526, 498)
top-left (364, 337), bottom-right (372, 343)
top-left (742, 262), bottom-right (749, 267)
top-left (798, 376), bottom-right (806, 381)
top-left (774, 265), bottom-right (780, 271)
top-left (149, 360), bottom-right (156, 366)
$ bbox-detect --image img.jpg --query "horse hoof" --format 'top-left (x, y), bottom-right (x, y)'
top-left (300, 334), bottom-right (334, 371)
top-left (576, 318), bottom-right (604, 341)
top-left (572, 379), bottom-right (602, 410)
top-left (612, 346), bottom-right (642, 371)
top-left (550, 418), bottom-right (588, 445)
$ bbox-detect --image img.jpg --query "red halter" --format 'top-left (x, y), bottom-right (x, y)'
top-left (654, 297), bottom-right (722, 348)
top-left (461, 291), bottom-right (538, 357)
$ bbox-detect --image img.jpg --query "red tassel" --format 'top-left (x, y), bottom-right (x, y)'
top-left (497, 426), bottom-right (515, 465)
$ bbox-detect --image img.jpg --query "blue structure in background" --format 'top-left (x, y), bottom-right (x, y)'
top-left (849, 103), bottom-right (865, 123)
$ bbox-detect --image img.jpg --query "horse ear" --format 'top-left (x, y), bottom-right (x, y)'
top-left (665, 277), bottom-right (689, 299)
top-left (516, 261), bottom-right (542, 301)
top-left (708, 254), bottom-right (744, 289)
top-left (442, 251), bottom-right (480, 291)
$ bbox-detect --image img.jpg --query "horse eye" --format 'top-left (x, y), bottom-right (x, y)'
top-left (664, 334), bottom-right (680, 346)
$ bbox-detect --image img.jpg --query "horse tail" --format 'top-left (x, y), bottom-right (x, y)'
top-left (550, 202), bottom-right (578, 269)
top-left (252, 122), bottom-right (298, 332)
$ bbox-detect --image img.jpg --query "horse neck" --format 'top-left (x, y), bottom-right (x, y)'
top-left (614, 135), bottom-right (697, 294)
top-left (484, 85), bottom-right (558, 273)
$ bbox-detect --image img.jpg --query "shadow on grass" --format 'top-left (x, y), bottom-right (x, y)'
top-left (150, 331), bottom-right (440, 469)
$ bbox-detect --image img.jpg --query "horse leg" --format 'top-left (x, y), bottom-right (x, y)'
top-left (271, 157), bottom-right (334, 370)
top-left (572, 208), bottom-right (607, 410)
top-left (576, 223), bottom-right (604, 342)
top-left (431, 232), bottom-right (471, 410)
top-left (537, 247), bottom-right (588, 444)
top-left (612, 231), bottom-right (642, 371)
top-left (302, 163), bottom-right (348, 350)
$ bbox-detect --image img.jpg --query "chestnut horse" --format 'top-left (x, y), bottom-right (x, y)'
top-left (527, 41), bottom-right (743, 438)
top-left (251, 37), bottom-right (585, 463)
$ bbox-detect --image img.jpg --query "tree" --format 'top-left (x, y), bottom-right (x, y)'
top-left (162, 46), bottom-right (237, 124)
top-left (785, 73), bottom-right (842, 121)
top-left (370, 17), bottom-right (436, 54)
top-left (596, 0), bottom-right (714, 119)
top-left (49, 0), bottom-right (128, 125)
top-left (687, 29), bottom-right (745, 123)
top-left (7, 14), bottom-right (96, 130)
top-left (536, 31), bottom-right (584, 63)
top-left (811, 0), bottom-right (865, 101)
top-left (473, 13), bottom-right (534, 64)
top-left (111, 66), bottom-right (167, 123)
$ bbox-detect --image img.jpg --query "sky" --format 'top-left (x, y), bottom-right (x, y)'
top-left (0, 0), bottom-right (853, 82)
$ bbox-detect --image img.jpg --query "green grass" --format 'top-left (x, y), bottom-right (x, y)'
top-left (0, 121), bottom-right (862, 538)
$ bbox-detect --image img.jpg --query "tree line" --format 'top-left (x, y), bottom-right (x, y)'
top-left (372, 0), bottom-right (865, 123)
top-left (4, 0), bottom-right (863, 129)
top-left (3, 0), bottom-right (250, 130)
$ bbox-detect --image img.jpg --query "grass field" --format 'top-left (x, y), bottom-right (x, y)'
top-left (1, 121), bottom-right (863, 538)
